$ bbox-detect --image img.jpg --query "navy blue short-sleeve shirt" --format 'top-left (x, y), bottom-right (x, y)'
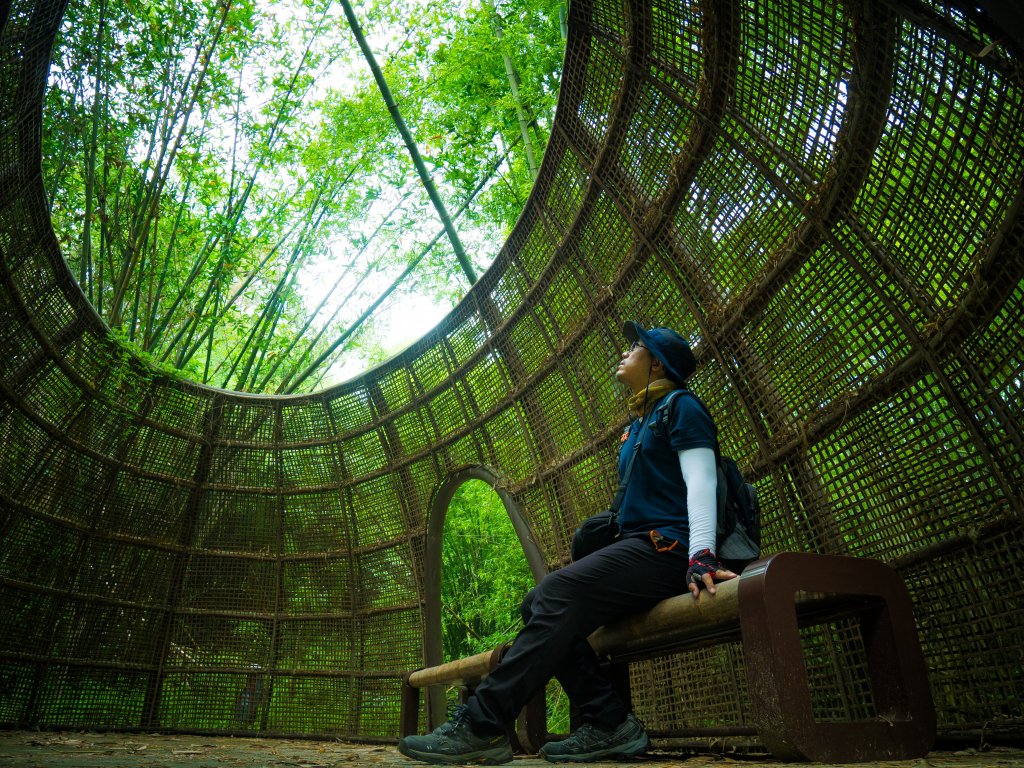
top-left (616, 391), bottom-right (717, 547)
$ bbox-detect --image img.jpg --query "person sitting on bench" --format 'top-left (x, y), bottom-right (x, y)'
top-left (398, 321), bottom-right (737, 764)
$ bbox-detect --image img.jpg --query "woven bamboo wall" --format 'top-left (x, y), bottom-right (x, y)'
top-left (1, 0), bottom-right (1022, 745)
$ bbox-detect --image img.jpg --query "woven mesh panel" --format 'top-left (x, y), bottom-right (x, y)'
top-left (1, 0), bottom-right (1023, 742)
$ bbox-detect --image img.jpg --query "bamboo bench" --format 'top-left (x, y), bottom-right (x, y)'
top-left (400, 551), bottom-right (936, 762)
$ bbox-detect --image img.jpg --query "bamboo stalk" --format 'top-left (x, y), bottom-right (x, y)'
top-left (339, 0), bottom-right (477, 285)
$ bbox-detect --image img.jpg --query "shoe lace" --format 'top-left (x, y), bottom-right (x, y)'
top-left (436, 704), bottom-right (470, 736)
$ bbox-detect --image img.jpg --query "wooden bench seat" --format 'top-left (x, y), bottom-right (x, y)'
top-left (400, 551), bottom-right (936, 762)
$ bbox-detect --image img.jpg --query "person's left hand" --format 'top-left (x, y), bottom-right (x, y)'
top-left (686, 549), bottom-right (737, 598)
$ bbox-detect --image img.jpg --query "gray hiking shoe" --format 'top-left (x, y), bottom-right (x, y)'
top-left (398, 704), bottom-right (512, 765)
top-left (540, 713), bottom-right (649, 763)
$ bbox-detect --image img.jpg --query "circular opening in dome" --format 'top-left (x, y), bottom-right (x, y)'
top-left (42, 0), bottom-right (564, 394)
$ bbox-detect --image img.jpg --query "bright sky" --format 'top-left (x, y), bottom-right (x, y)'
top-left (319, 291), bottom-right (453, 385)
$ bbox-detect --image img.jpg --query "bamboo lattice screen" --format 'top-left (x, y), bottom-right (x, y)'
top-left (1, 0), bottom-right (1022, 746)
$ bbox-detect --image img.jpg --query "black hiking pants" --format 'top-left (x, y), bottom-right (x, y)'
top-left (464, 535), bottom-right (689, 734)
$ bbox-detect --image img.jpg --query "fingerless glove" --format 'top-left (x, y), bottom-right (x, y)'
top-left (686, 548), bottom-right (723, 586)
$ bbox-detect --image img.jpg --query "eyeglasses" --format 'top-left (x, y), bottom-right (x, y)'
top-left (628, 341), bottom-right (645, 353)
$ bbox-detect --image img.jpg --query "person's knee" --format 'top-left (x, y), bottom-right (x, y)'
top-left (527, 570), bottom-right (578, 615)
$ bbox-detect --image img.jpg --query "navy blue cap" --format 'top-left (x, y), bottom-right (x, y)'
top-left (623, 321), bottom-right (697, 384)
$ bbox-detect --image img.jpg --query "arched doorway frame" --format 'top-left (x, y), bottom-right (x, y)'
top-left (423, 465), bottom-right (548, 727)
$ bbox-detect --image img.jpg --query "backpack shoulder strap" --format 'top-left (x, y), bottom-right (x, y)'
top-left (657, 388), bottom-right (712, 426)
top-left (657, 388), bottom-right (721, 455)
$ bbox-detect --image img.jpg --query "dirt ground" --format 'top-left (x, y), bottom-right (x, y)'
top-left (0, 732), bottom-right (1022, 768)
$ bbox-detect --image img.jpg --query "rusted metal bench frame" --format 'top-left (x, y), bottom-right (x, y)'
top-left (400, 552), bottom-right (936, 762)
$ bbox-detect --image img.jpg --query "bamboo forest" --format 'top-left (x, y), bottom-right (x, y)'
top-left (42, 0), bottom-right (565, 392)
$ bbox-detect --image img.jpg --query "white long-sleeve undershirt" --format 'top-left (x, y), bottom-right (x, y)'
top-left (678, 447), bottom-right (717, 559)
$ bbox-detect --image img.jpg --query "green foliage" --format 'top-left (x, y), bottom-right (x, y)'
top-left (42, 0), bottom-right (565, 393)
top-left (440, 480), bottom-right (533, 661)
